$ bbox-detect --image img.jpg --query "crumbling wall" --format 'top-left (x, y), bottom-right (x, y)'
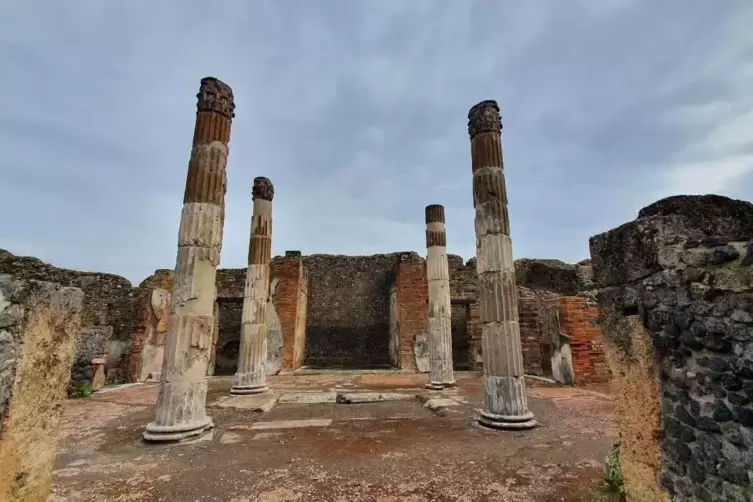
top-left (0, 249), bottom-right (135, 386)
top-left (0, 275), bottom-right (84, 502)
top-left (391, 252), bottom-right (429, 371)
top-left (215, 300), bottom-right (243, 375)
top-left (303, 253), bottom-right (400, 367)
top-left (555, 296), bottom-right (609, 387)
top-left (270, 256), bottom-right (308, 372)
top-left (124, 270), bottom-right (172, 382)
top-left (448, 255), bottom-right (482, 369)
top-left (591, 194), bottom-right (753, 502)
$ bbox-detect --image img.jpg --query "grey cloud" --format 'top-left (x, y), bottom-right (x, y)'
top-left (1, 0), bottom-right (752, 283)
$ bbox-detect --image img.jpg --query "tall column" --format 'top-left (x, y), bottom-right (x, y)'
top-left (231, 177), bottom-right (274, 394)
top-left (424, 204), bottom-right (456, 390)
top-left (468, 100), bottom-right (536, 430)
top-left (143, 77), bottom-right (235, 442)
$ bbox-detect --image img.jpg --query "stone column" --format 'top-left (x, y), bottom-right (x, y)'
top-left (425, 204), bottom-right (456, 390)
top-left (143, 77), bottom-right (235, 442)
top-left (231, 177), bottom-right (274, 394)
top-left (468, 100), bottom-right (536, 430)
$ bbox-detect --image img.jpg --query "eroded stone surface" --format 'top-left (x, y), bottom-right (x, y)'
top-left (0, 276), bottom-right (84, 502)
top-left (591, 194), bottom-right (753, 501)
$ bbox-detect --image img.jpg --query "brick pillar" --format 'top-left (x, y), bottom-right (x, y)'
top-left (231, 177), bottom-right (274, 394)
top-left (425, 205), bottom-right (456, 389)
top-left (468, 100), bottom-right (535, 430)
top-left (143, 77), bottom-right (235, 442)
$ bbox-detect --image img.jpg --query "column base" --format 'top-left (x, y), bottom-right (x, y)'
top-left (143, 416), bottom-right (214, 442)
top-left (477, 411), bottom-right (536, 430)
top-left (230, 383), bottom-right (268, 395)
top-left (425, 381), bottom-right (457, 391)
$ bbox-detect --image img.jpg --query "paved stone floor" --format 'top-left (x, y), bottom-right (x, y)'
top-left (50, 372), bottom-right (619, 502)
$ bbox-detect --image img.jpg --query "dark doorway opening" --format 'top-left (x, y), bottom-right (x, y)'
top-left (451, 300), bottom-right (471, 371)
top-left (214, 297), bottom-right (243, 376)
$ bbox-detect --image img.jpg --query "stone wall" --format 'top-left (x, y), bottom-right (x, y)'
top-left (0, 275), bottom-right (84, 501)
top-left (303, 254), bottom-right (401, 367)
top-left (0, 249), bottom-right (135, 387)
top-left (124, 270), bottom-right (172, 383)
top-left (215, 299), bottom-right (243, 375)
top-left (591, 194), bottom-right (753, 502)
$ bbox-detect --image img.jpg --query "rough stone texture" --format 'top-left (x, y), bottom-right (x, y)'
top-left (591, 194), bottom-right (753, 501)
top-left (447, 255), bottom-right (483, 369)
top-left (215, 300), bottom-right (242, 375)
top-left (0, 275), bottom-right (84, 502)
top-left (69, 326), bottom-right (113, 392)
top-left (144, 76), bottom-right (234, 442)
top-left (124, 270), bottom-right (173, 383)
top-left (0, 249), bottom-right (135, 386)
top-left (468, 99), bottom-right (535, 430)
top-left (303, 253), bottom-right (402, 367)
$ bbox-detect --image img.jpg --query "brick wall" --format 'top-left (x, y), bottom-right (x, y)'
top-left (391, 252), bottom-right (429, 370)
top-left (270, 257), bottom-right (308, 371)
top-left (555, 296), bottom-right (609, 386)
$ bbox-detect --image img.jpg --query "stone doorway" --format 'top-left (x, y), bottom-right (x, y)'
top-left (451, 300), bottom-right (472, 370)
top-left (214, 297), bottom-right (243, 376)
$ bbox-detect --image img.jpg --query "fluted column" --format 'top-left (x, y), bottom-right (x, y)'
top-left (231, 177), bottom-right (274, 394)
top-left (143, 77), bottom-right (235, 442)
top-left (425, 204), bottom-right (456, 390)
top-left (468, 100), bottom-right (536, 430)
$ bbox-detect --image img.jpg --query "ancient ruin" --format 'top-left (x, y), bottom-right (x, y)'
top-left (1, 76), bottom-right (749, 502)
top-left (143, 77), bottom-right (235, 442)
top-left (469, 100), bottom-right (536, 430)
top-left (591, 195), bottom-right (753, 501)
top-left (425, 204), bottom-right (455, 389)
top-left (231, 176), bottom-right (274, 395)
top-left (0, 276), bottom-right (83, 501)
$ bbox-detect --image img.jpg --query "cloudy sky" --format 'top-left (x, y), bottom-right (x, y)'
top-left (2, 1), bottom-right (752, 284)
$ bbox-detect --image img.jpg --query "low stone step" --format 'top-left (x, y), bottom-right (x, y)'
top-left (335, 392), bottom-right (418, 404)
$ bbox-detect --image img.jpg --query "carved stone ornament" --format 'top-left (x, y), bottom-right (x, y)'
top-left (252, 176), bottom-right (275, 201)
top-left (467, 100), bottom-right (502, 138)
top-left (196, 77), bottom-right (236, 119)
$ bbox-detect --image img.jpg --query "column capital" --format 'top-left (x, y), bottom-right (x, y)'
top-left (196, 77), bottom-right (236, 119)
top-left (252, 177), bottom-right (274, 201)
top-left (468, 100), bottom-right (501, 139)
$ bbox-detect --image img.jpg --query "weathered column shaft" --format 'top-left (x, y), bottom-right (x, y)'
top-left (144, 77), bottom-right (235, 442)
top-left (425, 204), bottom-right (456, 389)
top-left (468, 100), bottom-right (535, 430)
top-left (231, 177), bottom-right (274, 394)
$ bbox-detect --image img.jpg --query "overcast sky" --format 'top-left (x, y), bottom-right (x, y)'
top-left (2, 1), bottom-right (752, 284)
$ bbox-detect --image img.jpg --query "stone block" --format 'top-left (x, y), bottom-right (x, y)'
top-left (335, 392), bottom-right (417, 404)
top-left (0, 275), bottom-right (84, 502)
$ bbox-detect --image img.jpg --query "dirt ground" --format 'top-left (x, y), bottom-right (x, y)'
top-left (50, 372), bottom-right (618, 502)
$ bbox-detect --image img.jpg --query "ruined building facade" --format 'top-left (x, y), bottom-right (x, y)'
top-left (0, 248), bottom-right (609, 392)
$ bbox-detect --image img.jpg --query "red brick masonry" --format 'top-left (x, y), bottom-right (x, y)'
top-left (555, 296), bottom-right (609, 386)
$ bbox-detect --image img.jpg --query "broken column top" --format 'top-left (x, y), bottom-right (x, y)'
top-left (637, 194), bottom-right (753, 240)
top-left (468, 100), bottom-right (501, 138)
top-left (590, 194), bottom-right (753, 288)
top-left (425, 204), bottom-right (445, 224)
top-left (196, 77), bottom-right (235, 118)
top-left (252, 177), bottom-right (274, 201)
